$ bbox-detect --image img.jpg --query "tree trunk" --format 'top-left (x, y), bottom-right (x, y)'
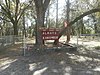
top-left (13, 22), bottom-right (18, 35)
top-left (80, 19), bottom-right (85, 34)
top-left (66, 26), bottom-right (71, 43)
top-left (34, 0), bottom-right (50, 45)
top-left (94, 24), bottom-right (98, 33)
top-left (35, 8), bottom-right (45, 45)
top-left (65, 0), bottom-right (70, 44)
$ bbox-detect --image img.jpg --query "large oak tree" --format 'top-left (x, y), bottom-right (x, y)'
top-left (34, 0), bottom-right (50, 45)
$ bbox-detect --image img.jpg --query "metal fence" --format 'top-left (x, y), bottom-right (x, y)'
top-left (0, 35), bottom-right (23, 50)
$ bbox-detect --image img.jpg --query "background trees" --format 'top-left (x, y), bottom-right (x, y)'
top-left (0, 0), bottom-right (100, 45)
top-left (0, 0), bottom-right (30, 35)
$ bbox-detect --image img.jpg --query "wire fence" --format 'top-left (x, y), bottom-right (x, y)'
top-left (0, 35), bottom-right (23, 50)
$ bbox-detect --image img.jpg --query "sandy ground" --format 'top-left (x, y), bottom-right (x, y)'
top-left (0, 36), bottom-right (100, 75)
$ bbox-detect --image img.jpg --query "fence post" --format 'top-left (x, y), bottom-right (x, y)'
top-left (23, 35), bottom-right (26, 56)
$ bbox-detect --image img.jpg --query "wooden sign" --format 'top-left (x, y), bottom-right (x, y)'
top-left (40, 28), bottom-right (60, 40)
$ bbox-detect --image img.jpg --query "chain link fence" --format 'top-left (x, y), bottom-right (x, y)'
top-left (0, 35), bottom-right (23, 50)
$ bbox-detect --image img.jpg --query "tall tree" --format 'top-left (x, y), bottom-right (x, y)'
top-left (34, 0), bottom-right (50, 45)
top-left (0, 0), bottom-right (30, 35)
top-left (65, 0), bottom-right (70, 43)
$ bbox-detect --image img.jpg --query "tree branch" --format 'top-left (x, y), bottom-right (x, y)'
top-left (43, 0), bottom-right (50, 12)
top-left (15, 0), bottom-right (19, 21)
top-left (0, 3), bottom-right (14, 23)
top-left (54, 8), bottom-right (100, 44)
top-left (5, 0), bottom-right (8, 7)
top-left (69, 8), bottom-right (100, 25)
top-left (17, 3), bottom-right (30, 22)
top-left (0, 17), bottom-right (11, 22)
